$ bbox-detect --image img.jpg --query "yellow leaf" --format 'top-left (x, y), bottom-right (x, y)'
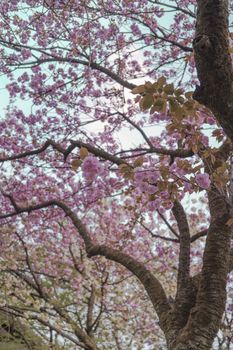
top-left (144, 81), bottom-right (154, 92)
top-left (160, 166), bottom-right (169, 179)
top-left (157, 76), bottom-right (166, 88)
top-left (119, 163), bottom-right (128, 170)
top-left (152, 97), bottom-right (167, 112)
top-left (169, 98), bottom-right (180, 113)
top-left (80, 147), bottom-right (89, 159)
top-left (184, 91), bottom-right (193, 99)
top-left (133, 156), bottom-right (144, 167)
top-left (175, 88), bottom-right (183, 96)
top-left (71, 158), bottom-right (82, 171)
top-left (119, 163), bottom-right (133, 179)
top-left (183, 101), bottom-right (194, 112)
top-left (163, 83), bottom-right (174, 95)
top-left (176, 95), bottom-right (185, 104)
top-left (131, 85), bottom-right (146, 94)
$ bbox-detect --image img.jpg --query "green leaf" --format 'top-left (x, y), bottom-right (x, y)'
top-left (140, 94), bottom-right (154, 110)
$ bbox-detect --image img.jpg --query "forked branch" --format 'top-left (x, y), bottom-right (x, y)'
top-left (0, 194), bottom-right (171, 331)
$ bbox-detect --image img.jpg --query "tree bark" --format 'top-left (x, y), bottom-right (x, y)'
top-left (193, 0), bottom-right (233, 142)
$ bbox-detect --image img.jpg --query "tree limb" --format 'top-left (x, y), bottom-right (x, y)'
top-left (0, 139), bottom-right (194, 164)
top-left (0, 195), bottom-right (171, 332)
top-left (172, 201), bottom-right (190, 294)
top-left (0, 38), bottom-right (136, 90)
top-left (87, 244), bottom-right (171, 328)
top-left (86, 285), bottom-right (96, 337)
top-left (174, 180), bottom-right (232, 349)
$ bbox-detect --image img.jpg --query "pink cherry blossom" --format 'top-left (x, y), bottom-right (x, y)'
top-left (82, 156), bottom-right (104, 182)
top-left (0, 1), bottom-right (231, 348)
top-left (195, 173), bottom-right (211, 189)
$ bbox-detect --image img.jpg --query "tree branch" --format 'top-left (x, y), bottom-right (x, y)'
top-left (149, 0), bottom-right (196, 18)
top-left (190, 229), bottom-right (207, 242)
top-left (172, 201), bottom-right (191, 293)
top-left (0, 195), bottom-right (171, 332)
top-left (157, 210), bottom-right (180, 239)
top-left (0, 139), bottom-right (128, 166)
top-left (130, 16), bottom-right (193, 52)
top-left (0, 139), bottom-right (194, 165)
top-left (116, 111), bottom-right (154, 149)
top-left (30, 314), bottom-right (93, 349)
top-left (138, 219), bottom-right (179, 242)
top-left (87, 244), bottom-right (170, 329)
top-left (1, 195), bottom-right (93, 250)
top-left (86, 285), bottom-right (96, 337)
top-left (0, 37), bottom-right (136, 90)
top-left (174, 181), bottom-right (232, 348)
top-left (15, 232), bottom-right (45, 299)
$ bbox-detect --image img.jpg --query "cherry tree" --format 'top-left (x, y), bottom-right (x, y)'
top-left (0, 0), bottom-right (233, 349)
